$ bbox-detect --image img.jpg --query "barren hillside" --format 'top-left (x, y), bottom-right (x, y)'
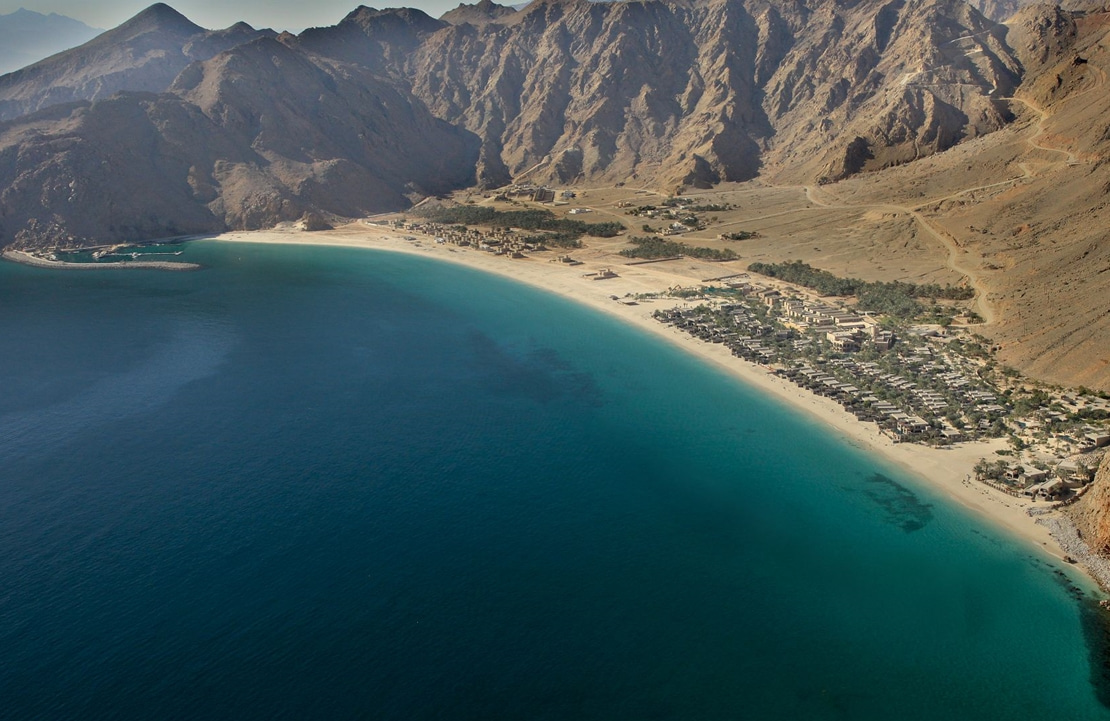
top-left (1066, 454), bottom-right (1110, 554)
top-left (791, 3), bottom-right (1110, 389)
top-left (297, 0), bottom-right (1019, 189)
top-left (0, 36), bottom-right (479, 246)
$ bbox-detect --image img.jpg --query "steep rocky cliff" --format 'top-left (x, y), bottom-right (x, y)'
top-left (290, 0), bottom-right (1019, 189)
top-left (1066, 455), bottom-right (1110, 556)
top-left (761, 0), bottom-right (1020, 182)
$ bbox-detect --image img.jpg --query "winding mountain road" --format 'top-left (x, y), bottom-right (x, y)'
top-left (780, 61), bottom-right (1106, 327)
top-left (799, 184), bottom-right (998, 324)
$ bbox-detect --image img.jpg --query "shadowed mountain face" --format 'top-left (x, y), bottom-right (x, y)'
top-left (0, 0), bottom-right (1078, 251)
top-left (0, 35), bottom-right (480, 247)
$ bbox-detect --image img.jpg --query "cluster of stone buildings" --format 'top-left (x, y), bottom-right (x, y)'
top-left (977, 453), bottom-right (1105, 502)
top-left (655, 300), bottom-right (964, 442)
top-left (384, 219), bottom-right (540, 257)
top-left (655, 304), bottom-right (780, 363)
top-left (618, 200), bottom-right (705, 235)
top-left (774, 296), bottom-right (894, 352)
top-left (648, 275), bottom-right (1110, 498)
top-left (497, 184), bottom-right (575, 204)
top-left (652, 280), bottom-right (1019, 444)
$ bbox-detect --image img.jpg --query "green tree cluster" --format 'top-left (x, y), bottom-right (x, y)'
top-left (620, 236), bottom-right (738, 261)
top-left (414, 206), bottom-right (624, 240)
top-left (747, 260), bottom-right (975, 318)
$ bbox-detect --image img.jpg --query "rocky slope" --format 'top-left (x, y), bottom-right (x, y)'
top-left (969, 0), bottom-right (1047, 21)
top-left (0, 36), bottom-right (478, 247)
top-left (0, 0), bottom-right (1027, 250)
top-left (1065, 455), bottom-right (1110, 558)
top-left (441, 0), bottom-right (519, 25)
top-left (799, 1), bottom-right (1110, 390)
top-left (932, 4), bottom-right (1110, 390)
top-left (290, 0), bottom-right (1019, 189)
top-left (0, 4), bottom-right (274, 122)
top-left (760, 0), bottom-right (1020, 182)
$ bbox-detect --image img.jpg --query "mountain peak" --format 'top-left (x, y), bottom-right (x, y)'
top-left (341, 6), bottom-right (443, 28)
top-left (118, 3), bottom-right (204, 35)
top-left (441, 0), bottom-right (518, 25)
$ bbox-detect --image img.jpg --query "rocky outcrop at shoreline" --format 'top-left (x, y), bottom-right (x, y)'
top-left (1049, 454), bottom-right (1110, 589)
top-left (1040, 515), bottom-right (1110, 591)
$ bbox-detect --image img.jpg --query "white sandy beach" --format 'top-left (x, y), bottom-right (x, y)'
top-left (213, 224), bottom-right (1074, 573)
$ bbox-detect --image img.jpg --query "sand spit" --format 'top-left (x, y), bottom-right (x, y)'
top-left (2, 250), bottom-right (201, 271)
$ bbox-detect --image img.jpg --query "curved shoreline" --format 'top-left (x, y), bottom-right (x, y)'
top-left (207, 227), bottom-right (1097, 591)
top-left (2, 250), bottom-right (201, 271)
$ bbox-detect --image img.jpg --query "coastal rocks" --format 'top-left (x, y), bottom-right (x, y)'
top-left (1034, 455), bottom-right (1110, 591)
top-left (1065, 454), bottom-right (1110, 553)
top-left (1039, 514), bottom-right (1110, 591)
top-left (298, 212), bottom-right (333, 232)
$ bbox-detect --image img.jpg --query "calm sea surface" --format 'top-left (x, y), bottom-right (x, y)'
top-left (1, 241), bottom-right (1108, 719)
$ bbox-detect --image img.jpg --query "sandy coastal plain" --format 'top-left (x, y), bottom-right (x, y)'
top-left (211, 223), bottom-right (1083, 578)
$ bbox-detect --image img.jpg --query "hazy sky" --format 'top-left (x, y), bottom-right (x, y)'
top-left (0, 1), bottom-right (468, 31)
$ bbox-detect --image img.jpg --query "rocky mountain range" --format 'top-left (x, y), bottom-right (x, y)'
top-left (0, 0), bottom-right (1045, 245)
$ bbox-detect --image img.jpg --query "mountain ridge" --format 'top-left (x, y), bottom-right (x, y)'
top-left (0, 8), bottom-right (102, 76)
top-left (0, 0), bottom-right (1043, 243)
top-left (0, 3), bottom-right (275, 122)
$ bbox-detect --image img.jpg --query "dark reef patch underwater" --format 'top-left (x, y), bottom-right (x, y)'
top-left (859, 472), bottom-right (935, 533)
top-left (0, 240), bottom-right (1108, 720)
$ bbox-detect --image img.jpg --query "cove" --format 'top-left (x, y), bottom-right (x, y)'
top-left (0, 240), bottom-right (1107, 720)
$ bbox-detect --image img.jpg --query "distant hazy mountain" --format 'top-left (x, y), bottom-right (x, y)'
top-left (0, 3), bottom-right (275, 122)
top-left (0, 8), bottom-right (101, 75)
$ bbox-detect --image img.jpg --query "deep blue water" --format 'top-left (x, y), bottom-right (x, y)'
top-left (1, 240), bottom-right (1108, 719)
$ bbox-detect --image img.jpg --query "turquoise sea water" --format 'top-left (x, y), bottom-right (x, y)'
top-left (1, 240), bottom-right (1108, 719)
